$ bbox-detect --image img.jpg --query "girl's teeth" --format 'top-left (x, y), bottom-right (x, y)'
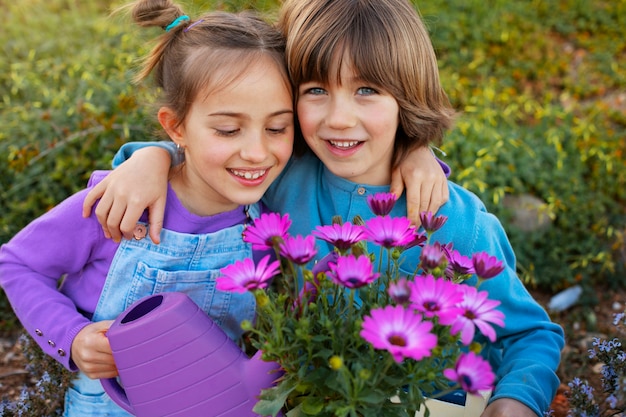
top-left (330, 140), bottom-right (360, 148)
top-left (232, 169), bottom-right (266, 180)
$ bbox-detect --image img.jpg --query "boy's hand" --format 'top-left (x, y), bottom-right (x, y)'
top-left (481, 398), bottom-right (537, 417)
top-left (390, 147), bottom-right (449, 226)
top-left (82, 147), bottom-right (170, 244)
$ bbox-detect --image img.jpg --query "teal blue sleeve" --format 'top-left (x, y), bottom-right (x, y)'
top-left (112, 141), bottom-right (181, 168)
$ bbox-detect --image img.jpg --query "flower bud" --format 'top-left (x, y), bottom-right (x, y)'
top-left (329, 355), bottom-right (344, 370)
top-left (255, 291), bottom-right (270, 309)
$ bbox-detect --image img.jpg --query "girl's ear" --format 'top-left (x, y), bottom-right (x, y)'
top-left (158, 107), bottom-right (185, 147)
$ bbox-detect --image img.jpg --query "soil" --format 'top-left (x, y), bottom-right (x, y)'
top-left (0, 287), bottom-right (624, 416)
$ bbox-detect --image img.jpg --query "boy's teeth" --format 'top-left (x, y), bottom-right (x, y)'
top-left (231, 169), bottom-right (266, 180)
top-left (330, 140), bottom-right (360, 148)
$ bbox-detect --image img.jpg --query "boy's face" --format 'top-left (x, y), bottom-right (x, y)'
top-left (296, 55), bottom-right (399, 186)
top-left (164, 55), bottom-right (294, 215)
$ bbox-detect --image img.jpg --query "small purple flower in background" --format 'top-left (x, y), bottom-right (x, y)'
top-left (311, 251), bottom-right (340, 278)
top-left (216, 255), bottom-right (280, 293)
top-left (443, 352), bottom-right (495, 394)
top-left (420, 242), bottom-right (447, 271)
top-left (364, 216), bottom-right (416, 248)
top-left (361, 305), bottom-right (437, 363)
top-left (408, 275), bottom-right (464, 325)
top-left (367, 192), bottom-right (397, 216)
top-left (472, 252), bottom-right (505, 280)
top-left (388, 278), bottom-right (411, 304)
top-left (279, 235), bottom-right (317, 265)
top-left (451, 285), bottom-right (505, 345)
top-left (419, 211), bottom-right (448, 234)
top-left (445, 249), bottom-right (475, 280)
top-left (243, 213), bottom-right (291, 250)
top-left (328, 255), bottom-right (380, 289)
top-left (312, 222), bottom-right (365, 251)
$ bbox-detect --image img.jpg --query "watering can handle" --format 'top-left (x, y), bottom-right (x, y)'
top-left (101, 377), bottom-right (134, 414)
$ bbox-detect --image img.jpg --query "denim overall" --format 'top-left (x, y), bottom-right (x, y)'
top-left (63, 205), bottom-right (258, 417)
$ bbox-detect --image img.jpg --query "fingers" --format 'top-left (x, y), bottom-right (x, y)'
top-left (389, 167), bottom-right (405, 199)
top-left (148, 197), bottom-right (166, 244)
top-left (72, 321), bottom-right (118, 379)
top-left (82, 181), bottom-right (105, 219)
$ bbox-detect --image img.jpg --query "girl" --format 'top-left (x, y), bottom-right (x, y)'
top-left (0, 1), bottom-right (293, 416)
top-left (84, 0), bottom-right (564, 416)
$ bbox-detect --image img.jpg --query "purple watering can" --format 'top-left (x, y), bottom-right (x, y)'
top-left (100, 292), bottom-right (281, 417)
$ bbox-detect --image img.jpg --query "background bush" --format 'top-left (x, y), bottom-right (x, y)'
top-left (1, 0), bottom-right (625, 331)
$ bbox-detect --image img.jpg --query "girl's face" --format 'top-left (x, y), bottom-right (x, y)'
top-left (162, 55), bottom-right (294, 216)
top-left (296, 55), bottom-right (400, 186)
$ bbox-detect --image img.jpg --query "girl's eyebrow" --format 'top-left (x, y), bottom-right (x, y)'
top-left (208, 109), bottom-right (294, 118)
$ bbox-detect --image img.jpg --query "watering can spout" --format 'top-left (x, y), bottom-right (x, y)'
top-left (101, 292), bottom-right (281, 417)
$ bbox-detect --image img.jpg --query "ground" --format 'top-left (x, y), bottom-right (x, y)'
top-left (0, 286), bottom-right (623, 415)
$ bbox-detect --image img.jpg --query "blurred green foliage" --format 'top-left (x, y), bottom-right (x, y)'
top-left (1, 0), bottom-right (625, 331)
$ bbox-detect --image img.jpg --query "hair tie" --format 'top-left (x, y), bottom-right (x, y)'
top-left (165, 15), bottom-right (190, 32)
top-left (183, 19), bottom-right (204, 33)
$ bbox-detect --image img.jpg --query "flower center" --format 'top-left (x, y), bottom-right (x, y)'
top-left (464, 310), bottom-right (477, 320)
top-left (423, 300), bottom-right (439, 311)
top-left (387, 333), bottom-right (407, 347)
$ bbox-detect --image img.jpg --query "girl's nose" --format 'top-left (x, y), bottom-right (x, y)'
top-left (240, 133), bottom-right (270, 163)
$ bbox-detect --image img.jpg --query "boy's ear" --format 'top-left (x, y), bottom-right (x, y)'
top-left (158, 107), bottom-right (185, 146)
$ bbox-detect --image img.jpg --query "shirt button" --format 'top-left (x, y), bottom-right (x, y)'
top-left (35, 329), bottom-right (43, 336)
top-left (48, 340), bottom-right (56, 347)
top-left (57, 349), bottom-right (66, 357)
top-left (357, 187), bottom-right (366, 195)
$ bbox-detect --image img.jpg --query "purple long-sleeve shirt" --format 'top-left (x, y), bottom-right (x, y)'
top-left (0, 171), bottom-right (254, 370)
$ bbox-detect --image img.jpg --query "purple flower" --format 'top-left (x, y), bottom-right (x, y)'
top-left (472, 252), bottom-right (504, 280)
top-left (279, 235), bottom-right (317, 265)
top-left (403, 230), bottom-right (428, 250)
top-left (364, 216), bottom-right (416, 248)
top-left (388, 278), bottom-right (411, 304)
top-left (408, 275), bottom-right (464, 325)
top-left (419, 242), bottom-right (447, 271)
top-left (312, 222), bottom-right (365, 251)
top-left (367, 192), bottom-right (397, 216)
top-left (445, 249), bottom-right (475, 279)
top-left (450, 285), bottom-right (505, 345)
top-left (419, 212), bottom-right (448, 234)
top-left (361, 305), bottom-right (437, 363)
top-left (243, 213), bottom-right (291, 250)
top-left (216, 255), bottom-right (280, 293)
top-left (443, 352), bottom-right (495, 394)
top-left (328, 255), bottom-right (379, 289)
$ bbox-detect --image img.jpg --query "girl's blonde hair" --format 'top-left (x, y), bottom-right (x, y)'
top-left (278, 0), bottom-right (455, 166)
top-left (125, 0), bottom-right (290, 129)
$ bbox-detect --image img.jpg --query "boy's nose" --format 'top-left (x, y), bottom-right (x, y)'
top-left (325, 96), bottom-right (357, 130)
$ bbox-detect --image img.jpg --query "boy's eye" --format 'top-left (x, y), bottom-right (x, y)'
top-left (357, 86), bottom-right (377, 95)
top-left (267, 127), bottom-right (287, 134)
top-left (302, 87), bottom-right (326, 96)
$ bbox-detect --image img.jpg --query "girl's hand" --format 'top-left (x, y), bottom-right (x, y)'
top-left (82, 147), bottom-right (171, 244)
top-left (390, 146), bottom-right (449, 226)
top-left (71, 320), bottom-right (117, 379)
top-left (480, 398), bottom-right (537, 417)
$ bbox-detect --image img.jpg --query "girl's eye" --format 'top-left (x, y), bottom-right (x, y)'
top-left (215, 129), bottom-right (239, 137)
top-left (267, 127), bottom-right (287, 134)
